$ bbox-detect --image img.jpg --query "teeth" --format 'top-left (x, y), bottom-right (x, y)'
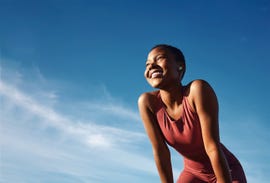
top-left (151, 71), bottom-right (162, 78)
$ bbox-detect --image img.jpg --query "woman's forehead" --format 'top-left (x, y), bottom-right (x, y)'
top-left (148, 47), bottom-right (169, 58)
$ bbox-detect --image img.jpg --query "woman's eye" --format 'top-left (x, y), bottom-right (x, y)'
top-left (156, 56), bottom-right (165, 61)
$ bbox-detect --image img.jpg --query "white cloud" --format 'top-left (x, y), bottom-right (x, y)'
top-left (0, 64), bottom-right (158, 182)
top-left (0, 80), bottom-right (144, 148)
top-left (83, 102), bottom-right (141, 122)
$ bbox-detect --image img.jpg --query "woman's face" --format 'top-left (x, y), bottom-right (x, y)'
top-left (144, 47), bottom-right (181, 89)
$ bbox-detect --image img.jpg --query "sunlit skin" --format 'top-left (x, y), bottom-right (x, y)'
top-left (144, 48), bottom-right (181, 90)
top-left (138, 47), bottom-right (233, 183)
top-left (144, 48), bottom-right (185, 120)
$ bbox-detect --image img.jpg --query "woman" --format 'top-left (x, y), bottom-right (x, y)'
top-left (138, 44), bottom-right (247, 183)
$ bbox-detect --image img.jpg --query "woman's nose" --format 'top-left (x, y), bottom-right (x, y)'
top-left (148, 62), bottom-right (159, 70)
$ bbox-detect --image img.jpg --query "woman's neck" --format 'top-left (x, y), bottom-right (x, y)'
top-left (159, 83), bottom-right (184, 108)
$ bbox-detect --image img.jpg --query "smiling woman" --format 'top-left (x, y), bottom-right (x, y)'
top-left (144, 45), bottom-right (186, 90)
top-left (138, 44), bottom-right (247, 183)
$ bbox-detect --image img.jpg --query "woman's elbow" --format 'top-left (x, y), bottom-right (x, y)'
top-left (205, 143), bottom-right (223, 160)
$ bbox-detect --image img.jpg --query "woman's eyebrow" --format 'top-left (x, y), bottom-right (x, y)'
top-left (145, 60), bottom-right (151, 66)
top-left (148, 54), bottom-right (165, 61)
top-left (145, 53), bottom-right (167, 65)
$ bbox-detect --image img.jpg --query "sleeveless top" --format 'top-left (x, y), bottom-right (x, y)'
top-left (154, 91), bottom-right (239, 171)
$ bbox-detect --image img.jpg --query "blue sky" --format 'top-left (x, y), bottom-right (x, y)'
top-left (0, 0), bottom-right (269, 182)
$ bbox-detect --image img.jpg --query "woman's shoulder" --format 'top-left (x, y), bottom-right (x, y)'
top-left (184, 79), bottom-right (215, 110)
top-left (185, 79), bottom-right (213, 95)
top-left (138, 90), bottom-right (160, 112)
top-left (187, 79), bottom-right (210, 87)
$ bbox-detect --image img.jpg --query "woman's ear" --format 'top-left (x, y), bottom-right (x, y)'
top-left (177, 64), bottom-right (185, 80)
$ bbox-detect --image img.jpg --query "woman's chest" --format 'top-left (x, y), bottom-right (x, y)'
top-left (156, 109), bottom-right (204, 151)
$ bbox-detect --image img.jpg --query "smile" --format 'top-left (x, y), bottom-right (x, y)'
top-left (150, 70), bottom-right (163, 78)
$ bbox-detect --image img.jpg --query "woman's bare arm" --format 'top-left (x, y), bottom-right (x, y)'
top-left (191, 80), bottom-right (232, 183)
top-left (138, 92), bottom-right (174, 183)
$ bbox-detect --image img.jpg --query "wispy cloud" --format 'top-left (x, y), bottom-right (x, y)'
top-left (0, 80), bottom-right (145, 148)
top-left (0, 63), bottom-right (158, 182)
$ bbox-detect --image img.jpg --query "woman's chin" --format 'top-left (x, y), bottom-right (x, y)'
top-left (150, 82), bottom-right (163, 89)
top-left (147, 78), bottom-right (165, 89)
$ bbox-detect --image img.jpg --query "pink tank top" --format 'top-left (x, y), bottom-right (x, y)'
top-left (154, 91), bottom-right (239, 170)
